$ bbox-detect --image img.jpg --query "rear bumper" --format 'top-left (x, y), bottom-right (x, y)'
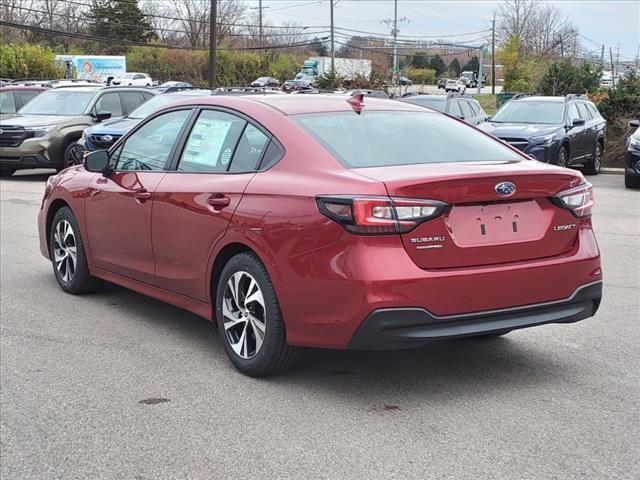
top-left (349, 281), bottom-right (602, 350)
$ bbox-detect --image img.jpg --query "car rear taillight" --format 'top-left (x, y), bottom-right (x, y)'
top-left (553, 183), bottom-right (594, 217)
top-left (316, 196), bottom-right (447, 234)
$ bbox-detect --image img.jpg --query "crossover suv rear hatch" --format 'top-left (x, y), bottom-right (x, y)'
top-left (353, 160), bottom-right (585, 269)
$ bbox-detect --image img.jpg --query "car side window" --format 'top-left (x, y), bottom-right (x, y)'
top-left (116, 109), bottom-right (190, 171)
top-left (0, 91), bottom-right (16, 112)
top-left (229, 123), bottom-right (270, 173)
top-left (577, 103), bottom-right (591, 120)
top-left (133, 74), bottom-right (144, 80)
top-left (567, 103), bottom-right (581, 124)
top-left (586, 104), bottom-right (600, 119)
top-left (94, 92), bottom-right (123, 117)
top-left (177, 110), bottom-right (246, 173)
top-left (448, 101), bottom-right (463, 118)
top-left (460, 101), bottom-right (473, 118)
top-left (16, 90), bottom-right (40, 107)
top-left (258, 140), bottom-right (284, 170)
top-left (121, 92), bottom-right (146, 114)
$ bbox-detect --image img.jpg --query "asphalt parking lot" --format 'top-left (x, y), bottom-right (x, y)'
top-left (1, 171), bottom-right (638, 479)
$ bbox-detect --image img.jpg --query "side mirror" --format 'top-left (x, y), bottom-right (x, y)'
top-left (84, 150), bottom-right (111, 175)
top-left (571, 118), bottom-right (586, 127)
top-left (485, 115), bottom-right (491, 122)
top-left (630, 120), bottom-right (640, 128)
top-left (95, 111), bottom-right (112, 122)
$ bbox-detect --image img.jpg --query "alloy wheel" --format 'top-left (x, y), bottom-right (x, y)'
top-left (67, 143), bottom-right (84, 166)
top-left (558, 148), bottom-right (568, 168)
top-left (594, 144), bottom-right (602, 172)
top-left (222, 271), bottom-right (267, 359)
top-left (53, 219), bottom-right (77, 282)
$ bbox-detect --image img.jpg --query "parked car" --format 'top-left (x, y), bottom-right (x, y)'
top-left (400, 93), bottom-right (487, 125)
top-left (478, 94), bottom-right (606, 174)
top-left (78, 90), bottom-right (214, 153)
top-left (0, 86), bottom-right (155, 176)
top-left (459, 71), bottom-right (479, 88)
top-left (212, 86), bottom-right (285, 96)
top-left (0, 85), bottom-right (47, 114)
top-left (624, 119), bottom-right (640, 188)
top-left (282, 78), bottom-right (316, 93)
top-left (251, 77), bottom-right (280, 88)
top-left (398, 76), bottom-right (412, 86)
top-left (153, 81), bottom-right (194, 93)
top-left (445, 79), bottom-right (466, 93)
top-left (110, 73), bottom-right (152, 87)
top-left (437, 78), bottom-right (449, 89)
top-left (38, 95), bottom-right (601, 376)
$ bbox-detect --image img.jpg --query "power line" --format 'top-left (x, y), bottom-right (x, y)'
top-left (0, 20), bottom-right (323, 51)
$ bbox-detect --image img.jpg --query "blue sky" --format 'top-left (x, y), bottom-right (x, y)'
top-left (246, 0), bottom-right (640, 60)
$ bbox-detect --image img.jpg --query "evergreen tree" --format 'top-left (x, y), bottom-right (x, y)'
top-left (462, 56), bottom-right (480, 73)
top-left (449, 58), bottom-right (461, 77)
top-left (310, 37), bottom-right (328, 57)
top-left (429, 55), bottom-right (446, 76)
top-left (89, 0), bottom-right (156, 53)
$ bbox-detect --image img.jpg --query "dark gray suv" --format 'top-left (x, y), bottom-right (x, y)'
top-left (478, 94), bottom-right (606, 175)
top-left (0, 86), bottom-right (155, 176)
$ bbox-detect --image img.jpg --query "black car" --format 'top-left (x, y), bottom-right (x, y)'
top-left (251, 77), bottom-right (280, 88)
top-left (625, 120), bottom-right (640, 189)
top-left (400, 93), bottom-right (487, 126)
top-left (399, 76), bottom-right (412, 86)
top-left (437, 78), bottom-right (448, 89)
top-left (154, 81), bottom-right (194, 93)
top-left (478, 94), bottom-right (606, 174)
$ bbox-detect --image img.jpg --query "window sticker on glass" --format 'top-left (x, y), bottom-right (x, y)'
top-left (181, 118), bottom-right (234, 167)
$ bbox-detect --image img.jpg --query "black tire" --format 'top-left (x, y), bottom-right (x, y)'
top-left (625, 174), bottom-right (640, 189)
top-left (215, 252), bottom-right (301, 376)
top-left (57, 141), bottom-right (82, 172)
top-left (556, 145), bottom-right (569, 168)
top-left (50, 207), bottom-right (101, 294)
top-left (0, 167), bottom-right (16, 177)
top-left (583, 142), bottom-right (602, 175)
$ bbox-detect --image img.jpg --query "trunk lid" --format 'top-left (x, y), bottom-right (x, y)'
top-left (352, 160), bottom-right (585, 269)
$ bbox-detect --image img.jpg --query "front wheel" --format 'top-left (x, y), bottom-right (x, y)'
top-left (583, 142), bottom-right (602, 175)
top-left (556, 145), bottom-right (569, 168)
top-left (58, 141), bottom-right (83, 172)
top-left (625, 174), bottom-right (640, 189)
top-left (50, 207), bottom-right (101, 294)
top-left (216, 252), bottom-right (301, 376)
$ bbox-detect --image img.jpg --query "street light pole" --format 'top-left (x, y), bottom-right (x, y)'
top-left (393, 0), bottom-right (398, 88)
top-left (208, 0), bottom-right (217, 89)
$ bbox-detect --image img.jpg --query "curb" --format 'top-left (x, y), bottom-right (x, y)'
top-left (601, 168), bottom-right (624, 175)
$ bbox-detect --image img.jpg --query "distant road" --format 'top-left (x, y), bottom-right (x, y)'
top-left (390, 84), bottom-right (503, 95)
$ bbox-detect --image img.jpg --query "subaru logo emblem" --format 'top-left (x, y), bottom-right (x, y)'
top-left (103, 135), bottom-right (113, 143)
top-left (495, 182), bottom-right (516, 197)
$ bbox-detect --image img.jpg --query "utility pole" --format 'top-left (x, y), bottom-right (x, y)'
top-left (208, 0), bottom-right (217, 89)
top-left (610, 46), bottom-right (615, 88)
top-left (250, 0), bottom-right (269, 47)
top-left (600, 44), bottom-right (605, 66)
top-left (477, 46), bottom-right (484, 95)
top-left (330, 0), bottom-right (335, 74)
top-left (491, 11), bottom-right (496, 95)
top-left (381, 0), bottom-right (408, 91)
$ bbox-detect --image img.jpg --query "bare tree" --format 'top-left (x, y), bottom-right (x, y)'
top-left (497, 0), bottom-right (581, 58)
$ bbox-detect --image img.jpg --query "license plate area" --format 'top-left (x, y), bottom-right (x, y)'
top-left (446, 200), bottom-right (544, 247)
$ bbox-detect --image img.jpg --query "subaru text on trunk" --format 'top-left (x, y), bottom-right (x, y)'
top-left (37, 94), bottom-right (602, 376)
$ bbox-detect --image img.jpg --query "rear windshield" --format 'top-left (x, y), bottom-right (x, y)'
top-left (402, 97), bottom-right (447, 112)
top-left (292, 111), bottom-right (520, 168)
top-left (18, 90), bottom-right (94, 115)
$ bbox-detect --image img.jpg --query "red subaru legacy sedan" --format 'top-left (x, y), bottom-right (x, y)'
top-left (38, 94), bottom-right (602, 376)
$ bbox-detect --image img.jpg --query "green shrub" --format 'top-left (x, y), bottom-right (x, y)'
top-left (537, 60), bottom-right (601, 96)
top-left (401, 67), bottom-right (436, 85)
top-left (0, 43), bottom-right (63, 80)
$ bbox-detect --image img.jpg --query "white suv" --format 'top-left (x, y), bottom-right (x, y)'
top-left (110, 73), bottom-right (152, 87)
top-left (445, 79), bottom-right (466, 93)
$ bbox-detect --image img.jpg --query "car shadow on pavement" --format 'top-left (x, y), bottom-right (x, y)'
top-left (95, 281), bottom-right (567, 405)
top-left (2, 171), bottom-right (56, 182)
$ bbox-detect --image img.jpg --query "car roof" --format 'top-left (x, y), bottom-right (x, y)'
top-left (516, 96), bottom-right (565, 103)
top-left (170, 94), bottom-right (429, 115)
top-left (44, 86), bottom-right (103, 92)
top-left (0, 85), bottom-right (47, 91)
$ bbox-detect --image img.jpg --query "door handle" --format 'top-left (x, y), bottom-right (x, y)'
top-left (207, 194), bottom-right (230, 209)
top-left (134, 189), bottom-right (152, 203)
